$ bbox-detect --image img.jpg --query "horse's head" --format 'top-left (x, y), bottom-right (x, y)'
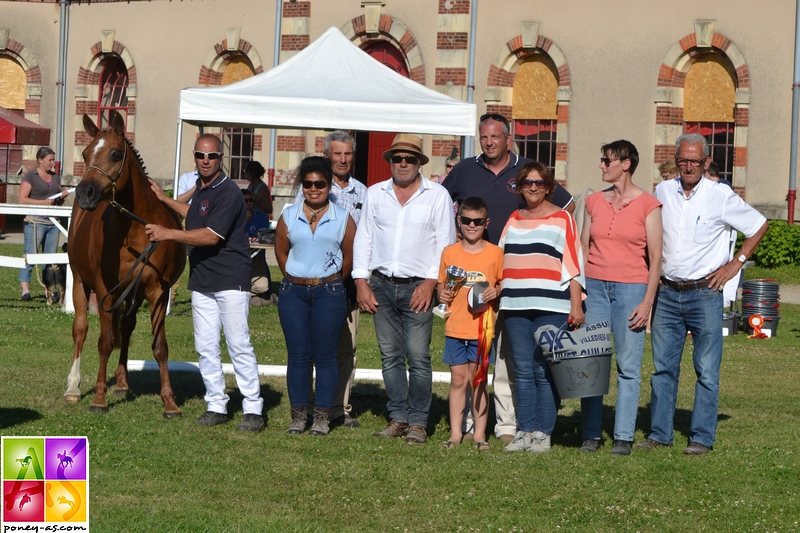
top-left (76, 112), bottom-right (130, 211)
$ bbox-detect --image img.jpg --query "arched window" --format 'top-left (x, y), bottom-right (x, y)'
top-left (0, 56), bottom-right (27, 177)
top-left (221, 56), bottom-right (255, 180)
top-left (363, 41), bottom-right (410, 76)
top-left (512, 57), bottom-right (559, 174)
top-left (98, 57), bottom-right (128, 130)
top-left (683, 54), bottom-right (736, 182)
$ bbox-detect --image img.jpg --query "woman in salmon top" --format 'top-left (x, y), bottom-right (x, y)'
top-left (579, 140), bottom-right (662, 456)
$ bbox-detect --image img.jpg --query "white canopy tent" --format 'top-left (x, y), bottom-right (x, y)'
top-left (174, 26), bottom-right (476, 190)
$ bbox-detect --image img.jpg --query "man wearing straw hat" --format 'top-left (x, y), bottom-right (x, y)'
top-left (636, 133), bottom-right (768, 455)
top-left (353, 134), bottom-right (455, 445)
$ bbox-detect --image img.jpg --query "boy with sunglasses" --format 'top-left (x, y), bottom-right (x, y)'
top-left (437, 197), bottom-right (503, 450)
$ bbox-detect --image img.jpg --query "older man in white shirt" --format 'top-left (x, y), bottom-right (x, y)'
top-left (636, 133), bottom-right (768, 455)
top-left (353, 134), bottom-right (455, 445)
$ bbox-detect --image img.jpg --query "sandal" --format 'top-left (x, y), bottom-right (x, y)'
top-left (441, 441), bottom-right (459, 449)
top-left (474, 441), bottom-right (490, 451)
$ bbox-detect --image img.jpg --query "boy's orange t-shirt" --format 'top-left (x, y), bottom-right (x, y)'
top-left (437, 242), bottom-right (504, 340)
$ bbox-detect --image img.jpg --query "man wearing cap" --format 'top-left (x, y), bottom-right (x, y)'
top-left (294, 131), bottom-right (368, 428)
top-left (443, 113), bottom-right (575, 444)
top-left (353, 134), bottom-right (455, 444)
top-left (635, 133), bottom-right (768, 455)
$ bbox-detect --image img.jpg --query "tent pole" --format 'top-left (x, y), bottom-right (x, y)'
top-left (172, 120), bottom-right (183, 199)
top-left (463, 0), bottom-right (478, 159)
top-left (268, 0), bottom-right (284, 189)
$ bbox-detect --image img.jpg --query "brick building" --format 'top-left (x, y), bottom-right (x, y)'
top-left (1, 0), bottom-right (797, 218)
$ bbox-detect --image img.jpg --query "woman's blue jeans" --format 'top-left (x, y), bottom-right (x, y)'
top-left (580, 278), bottom-right (647, 442)
top-left (278, 277), bottom-right (348, 409)
top-left (503, 310), bottom-right (567, 435)
top-left (19, 221), bottom-right (61, 283)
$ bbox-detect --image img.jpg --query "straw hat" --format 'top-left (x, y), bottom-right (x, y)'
top-left (382, 134), bottom-right (429, 166)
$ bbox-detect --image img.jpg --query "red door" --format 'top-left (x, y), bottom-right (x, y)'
top-left (362, 42), bottom-right (410, 186)
top-left (366, 132), bottom-right (397, 186)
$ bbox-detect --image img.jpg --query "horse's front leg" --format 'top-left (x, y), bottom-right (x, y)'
top-left (149, 285), bottom-right (181, 418)
top-left (113, 303), bottom-right (137, 397)
top-left (65, 278), bottom-right (90, 402)
top-left (89, 301), bottom-right (116, 413)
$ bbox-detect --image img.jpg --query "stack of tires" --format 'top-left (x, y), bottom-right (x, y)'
top-left (741, 279), bottom-right (780, 337)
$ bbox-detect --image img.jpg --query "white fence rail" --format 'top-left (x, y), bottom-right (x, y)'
top-left (0, 203), bottom-right (73, 312)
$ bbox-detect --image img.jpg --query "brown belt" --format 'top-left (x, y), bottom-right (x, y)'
top-left (661, 277), bottom-right (711, 292)
top-left (285, 273), bottom-right (341, 286)
top-left (372, 270), bottom-right (424, 284)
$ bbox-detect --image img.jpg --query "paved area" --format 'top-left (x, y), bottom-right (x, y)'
top-left (2, 231), bottom-right (798, 304)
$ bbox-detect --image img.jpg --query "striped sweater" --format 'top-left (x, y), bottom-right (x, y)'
top-left (498, 209), bottom-right (585, 314)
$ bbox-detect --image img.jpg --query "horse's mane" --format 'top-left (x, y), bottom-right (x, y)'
top-left (120, 134), bottom-right (147, 174)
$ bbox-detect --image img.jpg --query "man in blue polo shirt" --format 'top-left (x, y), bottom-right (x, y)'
top-left (146, 134), bottom-right (264, 433)
top-left (443, 113), bottom-right (575, 444)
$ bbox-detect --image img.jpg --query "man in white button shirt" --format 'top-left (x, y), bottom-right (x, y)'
top-left (353, 134), bottom-right (455, 445)
top-left (635, 133), bottom-right (768, 455)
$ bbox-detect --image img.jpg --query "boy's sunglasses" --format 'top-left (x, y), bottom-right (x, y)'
top-left (459, 216), bottom-right (487, 227)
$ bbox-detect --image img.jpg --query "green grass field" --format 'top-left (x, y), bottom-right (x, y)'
top-left (1, 242), bottom-right (798, 532)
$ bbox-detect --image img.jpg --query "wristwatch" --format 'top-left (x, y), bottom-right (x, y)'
top-left (737, 254), bottom-right (747, 264)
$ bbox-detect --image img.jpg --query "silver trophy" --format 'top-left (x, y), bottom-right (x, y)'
top-left (434, 265), bottom-right (468, 319)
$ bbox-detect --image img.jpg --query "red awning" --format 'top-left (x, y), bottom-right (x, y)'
top-left (0, 106), bottom-right (51, 145)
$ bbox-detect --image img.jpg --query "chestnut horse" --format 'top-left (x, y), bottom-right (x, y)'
top-left (64, 112), bottom-right (186, 418)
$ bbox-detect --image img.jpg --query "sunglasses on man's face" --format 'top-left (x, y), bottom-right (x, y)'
top-left (243, 198), bottom-right (254, 203)
top-left (520, 179), bottom-right (548, 190)
top-left (600, 157), bottom-right (620, 167)
top-left (459, 216), bottom-right (487, 227)
top-left (302, 180), bottom-right (328, 190)
top-left (391, 155), bottom-right (419, 165)
top-left (193, 151), bottom-right (222, 160)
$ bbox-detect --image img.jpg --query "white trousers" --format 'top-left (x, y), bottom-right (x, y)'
top-left (492, 314), bottom-right (518, 438)
top-left (192, 290), bottom-right (264, 415)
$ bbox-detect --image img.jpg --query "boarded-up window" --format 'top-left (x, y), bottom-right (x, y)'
top-left (512, 57), bottom-right (559, 173)
top-left (0, 57), bottom-right (26, 111)
top-left (222, 56), bottom-right (256, 180)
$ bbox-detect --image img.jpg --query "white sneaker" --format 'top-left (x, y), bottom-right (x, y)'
top-left (504, 431), bottom-right (535, 452)
top-left (527, 431), bottom-right (552, 453)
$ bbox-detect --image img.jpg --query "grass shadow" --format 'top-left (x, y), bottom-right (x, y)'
top-left (228, 384), bottom-right (283, 422)
top-left (346, 381), bottom-right (450, 436)
top-left (0, 407), bottom-right (43, 429)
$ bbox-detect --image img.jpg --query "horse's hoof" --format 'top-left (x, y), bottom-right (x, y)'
top-left (112, 387), bottom-right (130, 397)
top-left (88, 404), bottom-right (108, 414)
top-left (163, 411), bottom-right (183, 419)
top-left (64, 395), bottom-right (80, 404)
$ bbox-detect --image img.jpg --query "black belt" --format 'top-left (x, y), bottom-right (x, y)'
top-left (372, 271), bottom-right (424, 284)
top-left (285, 273), bottom-right (341, 286)
top-left (661, 277), bottom-right (711, 292)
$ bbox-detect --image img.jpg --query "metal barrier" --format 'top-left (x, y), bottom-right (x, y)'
top-left (0, 203), bottom-right (73, 312)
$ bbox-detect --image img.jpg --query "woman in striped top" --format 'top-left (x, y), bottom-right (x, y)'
top-left (498, 161), bottom-right (585, 453)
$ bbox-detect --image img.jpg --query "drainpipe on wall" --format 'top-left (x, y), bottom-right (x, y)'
top-left (55, 0), bottom-right (70, 176)
top-left (789, 0), bottom-right (800, 223)
top-left (462, 0), bottom-right (478, 158)
top-left (267, 0), bottom-right (283, 189)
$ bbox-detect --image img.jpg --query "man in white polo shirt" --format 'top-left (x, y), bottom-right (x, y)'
top-left (636, 133), bottom-right (768, 455)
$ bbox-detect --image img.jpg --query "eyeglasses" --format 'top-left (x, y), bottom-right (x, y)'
top-left (302, 180), bottom-right (328, 190)
top-left (459, 216), bottom-right (487, 227)
top-left (193, 151), bottom-right (222, 160)
top-left (480, 113), bottom-right (510, 128)
top-left (675, 157), bottom-right (706, 168)
top-left (600, 157), bottom-right (619, 167)
top-left (446, 164), bottom-right (455, 169)
top-left (520, 179), bottom-right (548, 190)
top-left (391, 155), bottom-right (419, 165)
top-left (243, 198), bottom-right (254, 203)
